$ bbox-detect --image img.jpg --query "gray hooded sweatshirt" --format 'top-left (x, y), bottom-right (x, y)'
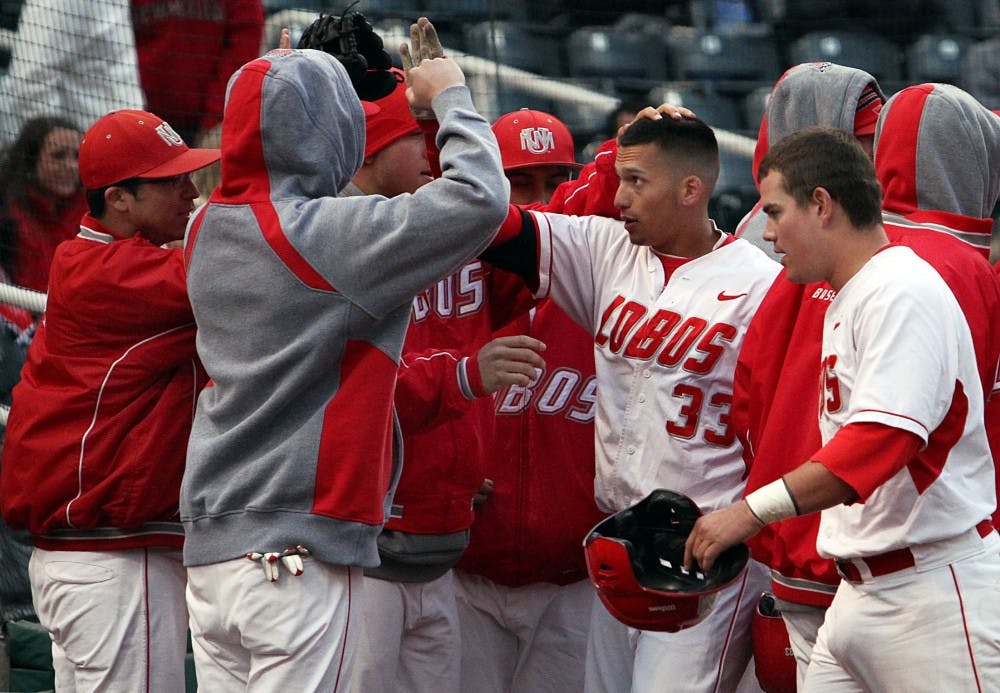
top-left (180, 49), bottom-right (509, 568)
top-left (736, 62), bottom-right (885, 259)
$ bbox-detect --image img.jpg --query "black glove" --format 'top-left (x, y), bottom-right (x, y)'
top-left (297, 8), bottom-right (398, 102)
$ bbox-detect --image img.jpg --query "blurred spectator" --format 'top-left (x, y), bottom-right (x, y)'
top-left (0, 116), bottom-right (87, 293)
top-left (131, 1), bottom-right (264, 203)
top-left (131, 0), bottom-right (265, 145)
top-left (0, 0), bottom-right (144, 144)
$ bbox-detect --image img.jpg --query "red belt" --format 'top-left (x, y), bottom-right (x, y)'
top-left (836, 520), bottom-right (994, 583)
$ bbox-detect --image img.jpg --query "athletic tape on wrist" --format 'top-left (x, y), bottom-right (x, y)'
top-left (745, 478), bottom-right (799, 525)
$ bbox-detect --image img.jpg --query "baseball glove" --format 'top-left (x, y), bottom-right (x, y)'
top-left (297, 6), bottom-right (397, 102)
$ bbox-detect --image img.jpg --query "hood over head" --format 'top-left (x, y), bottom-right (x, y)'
top-left (875, 83), bottom-right (1000, 219)
top-left (216, 48), bottom-right (366, 203)
top-left (752, 62), bottom-right (885, 185)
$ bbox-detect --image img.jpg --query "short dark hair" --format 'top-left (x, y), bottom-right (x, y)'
top-left (618, 116), bottom-right (719, 187)
top-left (758, 126), bottom-right (882, 228)
top-left (85, 178), bottom-right (143, 217)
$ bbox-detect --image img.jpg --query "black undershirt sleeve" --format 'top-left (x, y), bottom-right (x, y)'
top-left (477, 207), bottom-right (540, 293)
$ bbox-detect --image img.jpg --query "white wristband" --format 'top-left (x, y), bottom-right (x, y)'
top-left (745, 479), bottom-right (799, 525)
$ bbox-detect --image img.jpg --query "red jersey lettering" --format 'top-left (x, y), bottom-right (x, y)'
top-left (594, 295), bottom-right (626, 347)
top-left (683, 323), bottom-right (737, 374)
top-left (623, 309), bottom-right (682, 360)
top-left (657, 317), bottom-right (708, 367)
top-left (822, 354), bottom-right (842, 414)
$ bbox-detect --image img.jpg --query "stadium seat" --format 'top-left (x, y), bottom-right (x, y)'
top-left (463, 21), bottom-right (564, 77)
top-left (906, 34), bottom-right (971, 84)
top-left (646, 84), bottom-right (744, 132)
top-left (717, 149), bottom-right (755, 195)
top-left (937, 0), bottom-right (998, 39)
top-left (424, 0), bottom-right (529, 24)
top-left (664, 27), bottom-right (782, 89)
top-left (550, 79), bottom-right (622, 142)
top-left (788, 30), bottom-right (905, 84)
top-left (465, 80), bottom-right (560, 125)
top-left (741, 85), bottom-right (771, 133)
top-left (566, 27), bottom-right (669, 83)
top-left (711, 149), bottom-right (757, 232)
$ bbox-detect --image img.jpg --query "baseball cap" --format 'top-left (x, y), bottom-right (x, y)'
top-left (493, 109), bottom-right (582, 171)
top-left (79, 109), bottom-right (221, 190)
top-left (364, 68), bottom-right (419, 158)
top-left (853, 84), bottom-right (884, 137)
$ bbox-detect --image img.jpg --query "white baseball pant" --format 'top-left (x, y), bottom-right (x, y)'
top-left (454, 571), bottom-right (595, 693)
top-left (349, 569), bottom-right (460, 693)
top-left (778, 603), bottom-right (827, 689)
top-left (803, 533), bottom-right (1000, 692)
top-left (186, 558), bottom-right (361, 692)
top-left (29, 547), bottom-right (187, 693)
top-left (585, 558), bottom-right (769, 693)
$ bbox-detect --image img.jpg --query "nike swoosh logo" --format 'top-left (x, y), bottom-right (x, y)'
top-left (717, 292), bottom-right (748, 301)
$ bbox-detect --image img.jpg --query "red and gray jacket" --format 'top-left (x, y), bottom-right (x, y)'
top-left (181, 50), bottom-right (508, 569)
top-left (0, 214), bottom-right (206, 551)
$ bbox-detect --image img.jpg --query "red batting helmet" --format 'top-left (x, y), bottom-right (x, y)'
top-left (752, 593), bottom-right (797, 693)
top-left (492, 109), bottom-right (582, 171)
top-left (584, 489), bottom-right (750, 632)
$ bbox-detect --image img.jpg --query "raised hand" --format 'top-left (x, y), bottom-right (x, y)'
top-left (400, 17), bottom-right (463, 118)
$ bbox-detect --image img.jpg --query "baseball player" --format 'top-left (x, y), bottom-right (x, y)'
top-left (330, 51), bottom-right (544, 693)
top-left (731, 81), bottom-right (1000, 687)
top-left (687, 126), bottom-right (1000, 692)
top-left (481, 113), bottom-right (781, 693)
top-left (735, 62), bottom-right (884, 261)
top-left (179, 19), bottom-right (512, 691)
top-left (293, 16), bottom-right (545, 691)
top-left (730, 61), bottom-right (888, 686)
top-left (0, 109), bottom-right (218, 691)
top-left (453, 109), bottom-right (608, 693)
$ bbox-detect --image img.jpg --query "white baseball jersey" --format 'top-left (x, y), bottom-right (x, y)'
top-left (528, 211), bottom-right (781, 513)
top-left (816, 246), bottom-right (996, 559)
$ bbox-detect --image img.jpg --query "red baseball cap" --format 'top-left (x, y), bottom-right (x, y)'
top-left (364, 69), bottom-right (419, 159)
top-left (492, 109), bottom-right (582, 171)
top-left (79, 109), bottom-right (221, 189)
top-left (853, 84), bottom-right (884, 137)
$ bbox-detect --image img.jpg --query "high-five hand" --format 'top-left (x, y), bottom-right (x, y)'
top-left (400, 17), bottom-right (463, 116)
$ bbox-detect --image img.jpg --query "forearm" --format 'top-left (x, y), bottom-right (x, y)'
top-left (781, 461), bottom-right (857, 515)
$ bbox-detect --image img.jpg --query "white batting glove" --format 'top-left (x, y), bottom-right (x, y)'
top-left (246, 545), bottom-right (311, 582)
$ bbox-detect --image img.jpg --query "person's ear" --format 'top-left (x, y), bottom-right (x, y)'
top-left (104, 186), bottom-right (132, 213)
top-left (679, 174), bottom-right (703, 206)
top-left (812, 186), bottom-right (835, 225)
